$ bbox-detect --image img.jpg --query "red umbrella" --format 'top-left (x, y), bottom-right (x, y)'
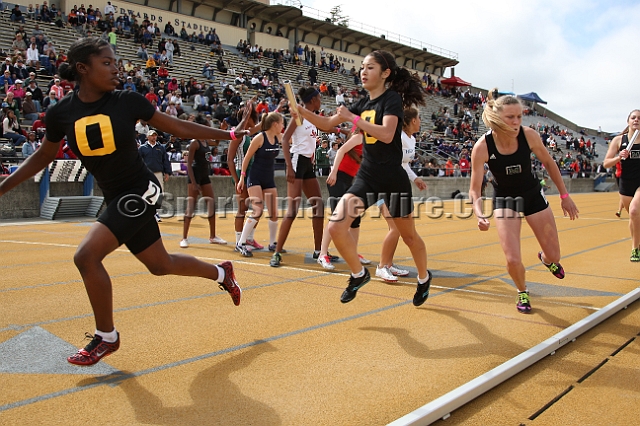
top-left (440, 76), bottom-right (472, 87)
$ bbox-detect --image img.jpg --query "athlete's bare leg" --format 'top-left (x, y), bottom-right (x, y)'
top-left (328, 194), bottom-right (362, 273)
top-left (494, 208), bottom-right (526, 292)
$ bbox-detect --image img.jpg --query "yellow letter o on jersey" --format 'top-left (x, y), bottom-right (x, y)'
top-left (74, 114), bottom-right (116, 157)
top-left (361, 110), bottom-right (377, 144)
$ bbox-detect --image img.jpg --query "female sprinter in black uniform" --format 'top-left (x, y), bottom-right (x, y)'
top-left (603, 109), bottom-right (640, 261)
top-left (179, 137), bottom-right (228, 248)
top-left (236, 112), bottom-right (284, 256)
top-left (294, 50), bottom-right (432, 306)
top-left (270, 87), bottom-right (339, 267)
top-left (468, 91), bottom-right (579, 313)
top-left (0, 38), bottom-right (247, 366)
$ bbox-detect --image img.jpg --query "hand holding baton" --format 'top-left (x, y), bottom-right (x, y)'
top-left (283, 80), bottom-right (302, 126)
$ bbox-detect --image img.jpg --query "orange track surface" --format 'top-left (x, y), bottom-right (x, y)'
top-left (1, 192), bottom-right (638, 425)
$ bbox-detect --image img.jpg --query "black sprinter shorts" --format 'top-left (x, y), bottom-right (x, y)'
top-left (346, 167), bottom-right (414, 218)
top-left (493, 184), bottom-right (549, 217)
top-left (97, 179), bottom-right (163, 254)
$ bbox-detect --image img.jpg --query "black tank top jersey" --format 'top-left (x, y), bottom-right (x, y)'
top-left (485, 127), bottom-right (539, 196)
top-left (191, 140), bottom-right (210, 176)
top-left (45, 90), bottom-right (157, 202)
top-left (251, 131), bottom-right (279, 174)
top-left (349, 89), bottom-right (403, 170)
top-left (620, 133), bottom-right (640, 182)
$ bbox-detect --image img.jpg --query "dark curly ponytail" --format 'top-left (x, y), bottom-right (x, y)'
top-left (370, 50), bottom-right (425, 108)
top-left (59, 37), bottom-right (111, 82)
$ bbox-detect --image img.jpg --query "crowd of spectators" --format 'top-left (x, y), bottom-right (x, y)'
top-left (2, 21), bottom-right (65, 76)
top-left (534, 123), bottom-right (599, 178)
top-left (1, 4), bottom-right (611, 184)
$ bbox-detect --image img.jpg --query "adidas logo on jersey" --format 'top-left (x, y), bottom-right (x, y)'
top-left (489, 154), bottom-right (497, 160)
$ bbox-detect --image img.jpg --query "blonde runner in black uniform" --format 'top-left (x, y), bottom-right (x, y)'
top-left (294, 50), bottom-right (432, 306)
top-left (469, 91), bottom-right (579, 313)
top-left (0, 38), bottom-right (247, 366)
top-left (603, 109), bottom-right (640, 261)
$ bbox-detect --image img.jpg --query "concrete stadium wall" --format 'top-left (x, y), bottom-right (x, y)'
top-left (0, 179), bottom-right (86, 219)
top-left (250, 31), bottom-right (289, 52)
top-left (0, 175), bottom-right (614, 220)
top-left (0, 178), bottom-right (41, 219)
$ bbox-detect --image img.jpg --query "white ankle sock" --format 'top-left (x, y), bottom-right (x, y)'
top-left (352, 268), bottom-right (365, 278)
top-left (95, 328), bottom-right (118, 343)
top-left (235, 231), bottom-right (242, 245)
top-left (240, 218), bottom-right (257, 245)
top-left (268, 220), bottom-right (278, 245)
top-left (418, 271), bottom-right (430, 284)
top-left (216, 265), bottom-right (225, 283)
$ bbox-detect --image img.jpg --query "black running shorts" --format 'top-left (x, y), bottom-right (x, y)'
top-left (346, 167), bottom-right (414, 218)
top-left (291, 153), bottom-right (316, 180)
top-left (248, 166), bottom-right (276, 189)
top-left (97, 179), bottom-right (163, 254)
top-left (619, 178), bottom-right (640, 197)
top-left (187, 169), bottom-right (212, 186)
top-left (493, 184), bottom-right (549, 217)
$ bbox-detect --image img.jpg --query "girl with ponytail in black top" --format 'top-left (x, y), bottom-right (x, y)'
top-left (294, 50), bottom-right (432, 307)
top-left (468, 91), bottom-right (579, 313)
top-left (0, 38), bottom-right (247, 366)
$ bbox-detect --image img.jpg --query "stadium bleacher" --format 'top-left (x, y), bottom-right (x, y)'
top-left (0, 3), bottom-right (607, 180)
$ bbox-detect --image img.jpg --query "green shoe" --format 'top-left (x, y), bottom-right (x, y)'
top-left (516, 291), bottom-right (532, 314)
top-left (631, 248), bottom-right (640, 262)
top-left (270, 252), bottom-right (282, 267)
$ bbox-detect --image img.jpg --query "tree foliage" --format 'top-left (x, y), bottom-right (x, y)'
top-left (329, 5), bottom-right (349, 27)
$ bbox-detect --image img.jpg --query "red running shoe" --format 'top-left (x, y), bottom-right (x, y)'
top-left (246, 239), bottom-right (264, 250)
top-left (67, 332), bottom-right (120, 366)
top-left (218, 261), bottom-right (242, 306)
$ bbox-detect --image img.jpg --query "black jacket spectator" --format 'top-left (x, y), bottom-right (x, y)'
top-left (14, 62), bottom-right (29, 80)
top-left (216, 58), bottom-right (227, 73)
top-left (229, 93), bottom-right (242, 107)
top-left (213, 103), bottom-right (228, 121)
top-left (26, 85), bottom-right (43, 102)
top-left (222, 86), bottom-right (234, 102)
top-left (11, 6), bottom-right (26, 23)
top-left (308, 67), bottom-right (317, 85)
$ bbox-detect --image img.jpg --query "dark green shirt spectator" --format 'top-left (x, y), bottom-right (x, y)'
top-left (315, 140), bottom-right (330, 175)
